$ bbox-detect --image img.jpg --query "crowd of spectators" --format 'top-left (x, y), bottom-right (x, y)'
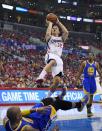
top-left (0, 28), bottom-right (102, 89)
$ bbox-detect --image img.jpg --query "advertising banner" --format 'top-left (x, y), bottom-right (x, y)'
top-left (0, 89), bottom-right (101, 105)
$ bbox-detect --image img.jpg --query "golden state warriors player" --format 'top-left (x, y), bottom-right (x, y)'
top-left (3, 90), bottom-right (89, 131)
top-left (35, 17), bottom-right (68, 97)
top-left (75, 53), bottom-right (102, 117)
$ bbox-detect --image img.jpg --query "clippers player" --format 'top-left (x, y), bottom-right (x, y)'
top-left (36, 18), bottom-right (68, 97)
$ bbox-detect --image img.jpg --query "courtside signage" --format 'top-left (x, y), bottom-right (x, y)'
top-left (0, 90), bottom-right (84, 104)
top-left (0, 90), bottom-right (101, 104)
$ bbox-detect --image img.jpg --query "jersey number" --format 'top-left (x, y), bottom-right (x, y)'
top-left (58, 43), bottom-right (63, 48)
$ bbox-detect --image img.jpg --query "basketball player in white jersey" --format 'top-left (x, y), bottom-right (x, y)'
top-left (36, 18), bottom-right (69, 97)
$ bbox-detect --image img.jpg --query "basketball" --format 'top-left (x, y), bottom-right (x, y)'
top-left (46, 13), bottom-right (57, 23)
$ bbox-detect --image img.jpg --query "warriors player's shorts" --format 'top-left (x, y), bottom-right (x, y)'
top-left (45, 53), bottom-right (63, 77)
top-left (83, 77), bottom-right (97, 94)
top-left (27, 103), bottom-right (56, 131)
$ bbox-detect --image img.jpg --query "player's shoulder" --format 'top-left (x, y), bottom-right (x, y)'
top-left (82, 61), bottom-right (87, 66)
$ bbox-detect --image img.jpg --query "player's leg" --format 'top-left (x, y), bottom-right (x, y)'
top-left (36, 59), bottom-right (56, 83)
top-left (42, 84), bottom-right (67, 105)
top-left (47, 75), bottom-right (61, 97)
top-left (86, 94), bottom-right (94, 117)
top-left (58, 83), bottom-right (67, 100)
top-left (36, 53), bottom-right (58, 85)
top-left (84, 92), bottom-right (94, 117)
top-left (83, 78), bottom-right (92, 117)
top-left (83, 78), bottom-right (96, 117)
top-left (84, 91), bottom-right (94, 117)
top-left (47, 56), bottom-right (63, 97)
top-left (87, 78), bottom-right (97, 117)
top-left (42, 95), bottom-right (89, 112)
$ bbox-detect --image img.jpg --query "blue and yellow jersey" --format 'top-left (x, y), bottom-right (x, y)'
top-left (83, 61), bottom-right (96, 78)
top-left (83, 61), bottom-right (97, 94)
top-left (4, 103), bottom-right (56, 131)
top-left (27, 103), bottom-right (57, 131)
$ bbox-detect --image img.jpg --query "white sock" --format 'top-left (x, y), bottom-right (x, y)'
top-left (37, 70), bottom-right (47, 80)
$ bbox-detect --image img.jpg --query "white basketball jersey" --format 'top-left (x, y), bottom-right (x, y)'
top-left (47, 36), bottom-right (63, 57)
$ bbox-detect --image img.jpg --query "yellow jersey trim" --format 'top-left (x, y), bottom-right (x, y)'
top-left (9, 121), bottom-right (22, 131)
top-left (21, 110), bottom-right (31, 116)
top-left (21, 125), bottom-right (32, 131)
top-left (49, 105), bottom-right (56, 119)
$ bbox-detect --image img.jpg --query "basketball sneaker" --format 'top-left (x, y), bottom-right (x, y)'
top-left (87, 107), bottom-right (93, 117)
top-left (77, 95), bottom-right (89, 112)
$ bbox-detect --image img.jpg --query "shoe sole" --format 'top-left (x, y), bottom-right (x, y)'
top-left (87, 113), bottom-right (93, 117)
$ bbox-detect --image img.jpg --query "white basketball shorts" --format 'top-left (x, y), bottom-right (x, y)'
top-left (45, 53), bottom-right (63, 78)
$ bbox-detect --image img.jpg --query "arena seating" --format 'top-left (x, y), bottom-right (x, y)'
top-left (0, 27), bottom-right (102, 89)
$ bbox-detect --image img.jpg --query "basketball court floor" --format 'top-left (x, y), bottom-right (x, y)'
top-left (0, 103), bottom-right (102, 131)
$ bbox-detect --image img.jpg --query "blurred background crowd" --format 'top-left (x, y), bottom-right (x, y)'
top-left (0, 0), bottom-right (102, 89)
top-left (0, 25), bottom-right (102, 89)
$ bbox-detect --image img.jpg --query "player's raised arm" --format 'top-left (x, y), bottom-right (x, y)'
top-left (45, 20), bottom-right (53, 42)
top-left (56, 18), bottom-right (69, 42)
